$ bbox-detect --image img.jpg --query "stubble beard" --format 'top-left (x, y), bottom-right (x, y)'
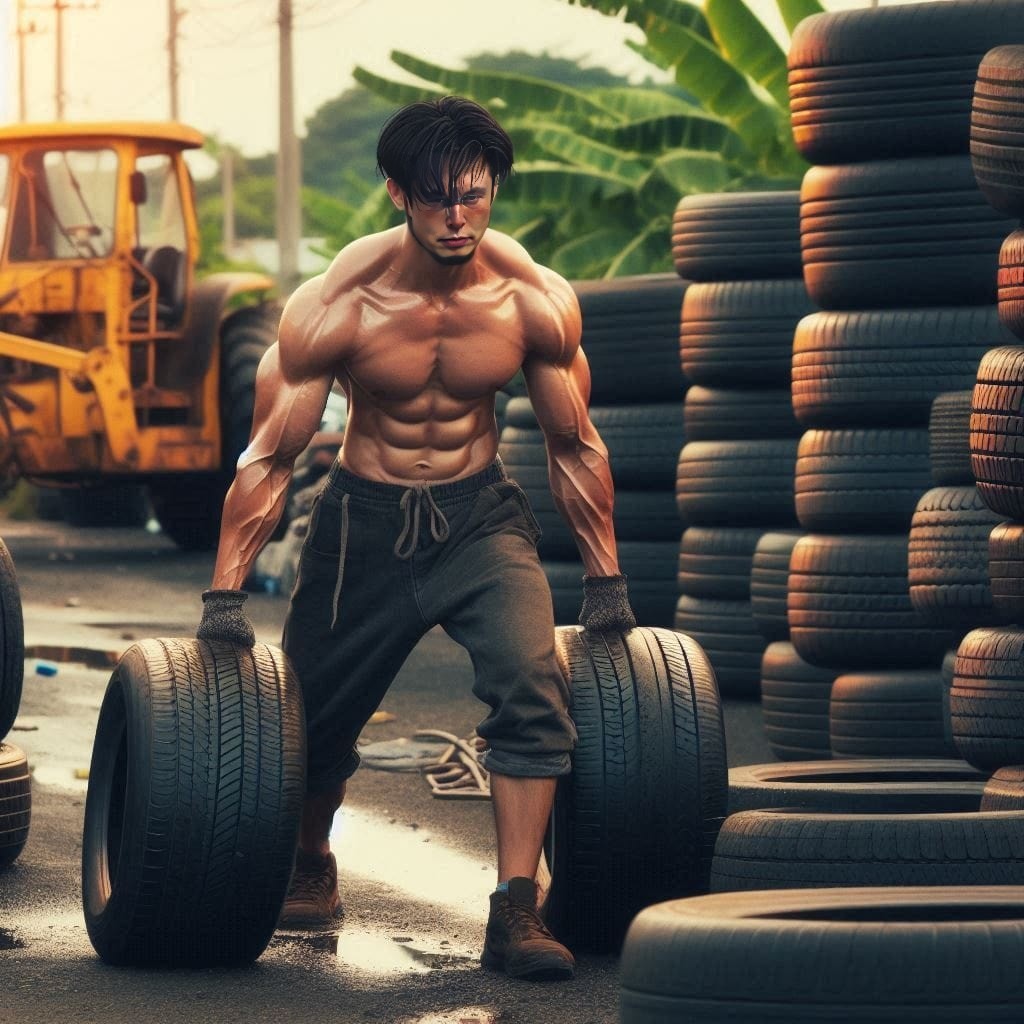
top-left (406, 213), bottom-right (476, 267)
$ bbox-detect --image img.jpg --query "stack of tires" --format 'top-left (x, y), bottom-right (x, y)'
top-left (673, 193), bottom-right (809, 698)
top-left (498, 274), bottom-right (687, 627)
top-left (619, 6), bottom-right (1024, 1019)
top-left (0, 539), bottom-right (29, 870)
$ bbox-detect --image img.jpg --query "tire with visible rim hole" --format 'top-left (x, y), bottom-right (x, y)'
top-left (930, 390), bottom-right (975, 485)
top-left (0, 539), bottom-right (24, 742)
top-left (0, 742), bottom-right (30, 869)
top-left (728, 758), bottom-right (985, 815)
top-left (148, 304), bottom-right (278, 551)
top-left (672, 192), bottom-right (802, 281)
top-left (621, 886), bottom-right (1024, 1023)
top-left (709, 806), bottom-right (1024, 893)
top-left (543, 626), bottom-right (726, 954)
top-left (950, 625), bottom-right (1024, 771)
top-left (81, 638), bottom-right (306, 966)
top-left (800, 157), bottom-right (1014, 309)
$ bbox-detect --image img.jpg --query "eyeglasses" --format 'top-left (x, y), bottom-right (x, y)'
top-left (415, 189), bottom-right (492, 212)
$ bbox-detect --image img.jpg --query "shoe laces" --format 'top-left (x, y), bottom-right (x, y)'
top-left (291, 856), bottom-right (335, 904)
top-left (495, 897), bottom-right (557, 943)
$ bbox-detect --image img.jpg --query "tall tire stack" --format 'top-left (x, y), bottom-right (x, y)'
top-left (673, 192), bottom-right (808, 698)
top-left (0, 538), bottom-right (28, 870)
top-left (944, 43), bottom-right (1024, 810)
top-left (498, 274), bottom-right (688, 627)
top-left (787, 2), bottom-right (1024, 763)
top-left (620, 9), bottom-right (1024, 1020)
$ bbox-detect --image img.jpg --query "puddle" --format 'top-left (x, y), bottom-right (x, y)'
top-left (270, 927), bottom-right (476, 976)
top-left (0, 929), bottom-right (26, 951)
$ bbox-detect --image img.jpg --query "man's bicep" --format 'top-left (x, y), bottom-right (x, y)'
top-left (522, 349), bottom-right (594, 443)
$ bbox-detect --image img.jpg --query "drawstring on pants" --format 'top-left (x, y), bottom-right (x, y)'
top-left (330, 493), bottom-right (350, 630)
top-left (393, 483), bottom-right (451, 560)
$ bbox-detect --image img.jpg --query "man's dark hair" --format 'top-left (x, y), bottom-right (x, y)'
top-left (376, 96), bottom-right (514, 206)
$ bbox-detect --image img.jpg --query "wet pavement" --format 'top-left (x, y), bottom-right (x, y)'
top-left (0, 519), bottom-right (773, 1024)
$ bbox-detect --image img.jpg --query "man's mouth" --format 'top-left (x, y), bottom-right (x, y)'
top-left (440, 237), bottom-right (470, 248)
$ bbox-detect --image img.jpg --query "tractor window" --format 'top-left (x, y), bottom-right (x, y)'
top-left (135, 154), bottom-right (187, 252)
top-left (9, 147), bottom-right (117, 261)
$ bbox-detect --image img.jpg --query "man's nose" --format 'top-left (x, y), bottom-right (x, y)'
top-left (445, 203), bottom-right (466, 227)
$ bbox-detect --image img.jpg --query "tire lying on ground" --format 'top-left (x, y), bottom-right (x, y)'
top-left (672, 192), bottom-right (802, 281)
top-left (0, 539), bottom-right (25, 743)
top-left (684, 386), bottom-right (800, 441)
top-left (971, 345), bottom-right (1024, 518)
top-left (710, 806), bottom-right (1024, 892)
top-left (950, 625), bottom-right (1024, 771)
top-left (930, 390), bottom-right (975, 485)
top-left (982, 766), bottom-right (1024, 810)
top-left (621, 886), bottom-right (1024, 1024)
top-left (0, 742), bottom-right (31, 870)
top-left (81, 638), bottom-right (306, 966)
top-left (759, 641), bottom-right (839, 761)
top-left (727, 758), bottom-right (985, 815)
top-left (800, 157), bottom-right (1014, 309)
top-left (908, 485), bottom-right (1003, 626)
top-left (543, 626), bottom-right (726, 954)
top-left (829, 668), bottom-right (957, 760)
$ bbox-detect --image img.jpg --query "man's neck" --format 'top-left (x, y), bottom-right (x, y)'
top-left (389, 226), bottom-right (486, 294)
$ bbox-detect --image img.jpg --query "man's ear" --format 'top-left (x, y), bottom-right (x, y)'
top-left (385, 178), bottom-right (407, 211)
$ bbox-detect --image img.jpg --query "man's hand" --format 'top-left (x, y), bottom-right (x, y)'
top-left (197, 589), bottom-right (256, 647)
top-left (579, 574), bottom-right (637, 633)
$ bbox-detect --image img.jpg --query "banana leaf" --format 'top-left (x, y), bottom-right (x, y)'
top-left (598, 112), bottom-right (749, 161)
top-left (530, 126), bottom-right (650, 185)
top-left (604, 216), bottom-right (673, 277)
top-left (499, 162), bottom-right (635, 206)
top-left (550, 227), bottom-right (637, 278)
top-left (587, 86), bottom-right (706, 122)
top-left (652, 148), bottom-right (739, 194)
top-left (564, 0), bottom-right (713, 41)
top-left (352, 66), bottom-right (443, 106)
top-left (704, 0), bottom-right (790, 111)
top-left (776, 0), bottom-right (825, 35)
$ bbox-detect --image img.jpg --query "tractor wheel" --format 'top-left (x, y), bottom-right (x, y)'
top-left (0, 539), bottom-right (25, 742)
top-left (81, 638), bottom-right (305, 966)
top-left (148, 304), bottom-right (278, 550)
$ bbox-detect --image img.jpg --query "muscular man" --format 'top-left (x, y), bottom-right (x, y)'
top-left (197, 96), bottom-right (635, 981)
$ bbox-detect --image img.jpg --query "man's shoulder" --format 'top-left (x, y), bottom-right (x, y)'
top-left (320, 227), bottom-right (402, 302)
top-left (483, 231), bottom-right (578, 317)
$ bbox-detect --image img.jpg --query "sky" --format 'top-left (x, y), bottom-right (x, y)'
top-left (0, 0), bottom-right (952, 160)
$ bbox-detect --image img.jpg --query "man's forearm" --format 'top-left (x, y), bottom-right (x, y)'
top-left (547, 442), bottom-right (620, 577)
top-left (211, 459), bottom-right (294, 590)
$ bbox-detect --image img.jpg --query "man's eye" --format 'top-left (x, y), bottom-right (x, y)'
top-left (461, 194), bottom-right (482, 206)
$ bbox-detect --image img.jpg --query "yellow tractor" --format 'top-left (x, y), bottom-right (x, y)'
top-left (0, 121), bottom-right (279, 547)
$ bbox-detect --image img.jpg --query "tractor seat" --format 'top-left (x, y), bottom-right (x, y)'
top-left (143, 246), bottom-right (185, 324)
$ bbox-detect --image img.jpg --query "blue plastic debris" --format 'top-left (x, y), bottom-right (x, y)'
top-left (34, 661), bottom-right (58, 677)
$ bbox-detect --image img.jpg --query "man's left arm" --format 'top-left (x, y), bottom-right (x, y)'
top-left (521, 285), bottom-right (636, 632)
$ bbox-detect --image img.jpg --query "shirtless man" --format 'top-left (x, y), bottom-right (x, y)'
top-left (196, 96), bottom-right (635, 981)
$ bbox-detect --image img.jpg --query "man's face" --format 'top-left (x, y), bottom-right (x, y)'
top-left (389, 165), bottom-right (496, 267)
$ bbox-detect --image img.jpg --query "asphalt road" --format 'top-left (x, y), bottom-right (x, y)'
top-left (0, 517), bottom-right (774, 1024)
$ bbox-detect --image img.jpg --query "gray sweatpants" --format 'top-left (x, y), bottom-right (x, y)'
top-left (281, 458), bottom-right (577, 793)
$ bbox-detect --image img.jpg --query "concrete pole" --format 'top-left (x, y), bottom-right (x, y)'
top-left (277, 0), bottom-right (301, 289)
top-left (168, 0), bottom-right (181, 121)
top-left (55, 0), bottom-right (64, 118)
top-left (17, 0), bottom-right (27, 121)
top-left (222, 147), bottom-right (236, 256)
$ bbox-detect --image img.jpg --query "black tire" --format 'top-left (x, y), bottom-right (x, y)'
top-left (971, 45), bottom-right (1024, 218)
top-left (673, 595), bottom-right (766, 698)
top-left (0, 742), bottom-right (31, 869)
top-left (573, 274), bottom-right (689, 403)
top-left (676, 439), bottom-right (799, 528)
top-left (795, 428), bottom-right (932, 532)
top-left (671, 192), bottom-right (802, 281)
top-left (677, 527), bottom-right (763, 601)
top-left (728, 757), bottom-right (985, 815)
top-left (0, 539), bottom-right (24, 742)
top-left (792, 307), bottom-right (1007, 428)
top-left (542, 560), bottom-right (584, 626)
top-left (751, 531), bottom-right (803, 641)
top-left (81, 638), bottom-right (306, 966)
top-left (981, 766), bottom-right (1024, 810)
top-left (59, 484), bottom-right (150, 528)
top-left (930, 390), bottom-right (975, 485)
top-left (788, 534), bottom-right (960, 669)
top-left (543, 626), bottom-right (726, 954)
top-left (148, 304), bottom-right (278, 550)
top-left (998, 229), bottom-right (1024, 338)
top-left (829, 668), bottom-right (957, 760)
top-left (710, 806), bottom-right (1024, 893)
top-left (950, 625), bottom-right (1024, 771)
top-left (680, 280), bottom-right (814, 388)
top-left (621, 885), bottom-right (1024, 1023)
top-left (759, 641), bottom-right (838, 761)
top-left (588, 404), bottom-right (685, 490)
top-left (683, 386), bottom-right (800, 442)
top-left (990, 520), bottom-right (1024, 622)
top-left (970, 345), bottom-right (1024, 517)
top-left (908, 485), bottom-right (1003, 626)
top-left (800, 157), bottom-right (1014, 309)
top-left (618, 540), bottom-right (679, 628)
top-left (613, 490), bottom-right (682, 543)
top-left (788, 1), bottom-right (1024, 165)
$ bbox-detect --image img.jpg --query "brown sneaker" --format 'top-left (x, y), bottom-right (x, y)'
top-left (480, 877), bottom-right (575, 981)
top-left (277, 849), bottom-right (343, 930)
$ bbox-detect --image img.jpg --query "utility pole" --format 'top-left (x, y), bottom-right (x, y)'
top-left (15, 0), bottom-right (32, 121)
top-left (55, 0), bottom-right (65, 118)
top-left (222, 147), bottom-right (236, 256)
top-left (277, 0), bottom-right (301, 290)
top-left (21, 0), bottom-right (97, 120)
top-left (168, 0), bottom-right (182, 121)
